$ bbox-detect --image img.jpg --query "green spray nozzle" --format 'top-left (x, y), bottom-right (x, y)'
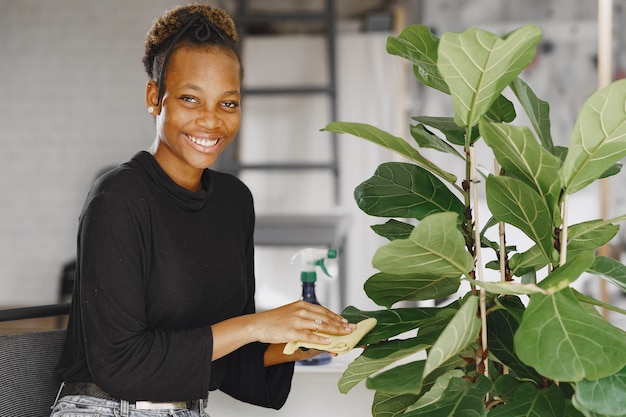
top-left (291, 248), bottom-right (337, 282)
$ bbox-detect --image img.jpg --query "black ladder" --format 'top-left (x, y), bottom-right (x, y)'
top-left (222, 0), bottom-right (339, 201)
top-left (220, 0), bottom-right (347, 310)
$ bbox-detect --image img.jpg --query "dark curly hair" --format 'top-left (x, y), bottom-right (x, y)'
top-left (143, 3), bottom-right (241, 105)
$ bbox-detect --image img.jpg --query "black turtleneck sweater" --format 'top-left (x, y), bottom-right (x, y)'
top-left (56, 151), bottom-right (294, 406)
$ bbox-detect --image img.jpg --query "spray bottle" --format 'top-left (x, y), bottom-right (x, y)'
top-left (291, 247), bottom-right (337, 365)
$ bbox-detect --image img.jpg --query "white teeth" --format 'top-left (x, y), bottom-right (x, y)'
top-left (189, 135), bottom-right (218, 147)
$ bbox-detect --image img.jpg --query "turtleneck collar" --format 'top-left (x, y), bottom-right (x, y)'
top-left (132, 151), bottom-right (214, 211)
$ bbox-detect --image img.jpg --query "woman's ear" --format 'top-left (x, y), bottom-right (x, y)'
top-left (145, 80), bottom-right (160, 115)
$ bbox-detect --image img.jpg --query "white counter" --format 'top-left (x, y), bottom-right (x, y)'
top-left (207, 351), bottom-right (374, 417)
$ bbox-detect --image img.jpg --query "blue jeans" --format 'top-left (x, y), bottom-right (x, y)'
top-left (50, 395), bottom-right (209, 417)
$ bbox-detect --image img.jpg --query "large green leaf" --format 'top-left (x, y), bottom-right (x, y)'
top-left (573, 289), bottom-right (626, 316)
top-left (509, 244), bottom-right (553, 277)
top-left (413, 116), bottom-right (480, 146)
top-left (371, 219), bottom-right (415, 241)
top-left (565, 403), bottom-right (586, 417)
top-left (493, 374), bottom-right (526, 404)
top-left (323, 121), bottom-right (457, 184)
top-left (515, 287), bottom-right (626, 381)
top-left (510, 77), bottom-right (554, 151)
top-left (365, 272), bottom-right (461, 308)
top-left (353, 341), bottom-right (470, 399)
top-left (367, 360), bottom-right (427, 394)
top-left (406, 370), bottom-right (466, 411)
top-left (480, 119), bottom-right (562, 220)
top-left (355, 162), bottom-right (464, 220)
top-left (568, 219), bottom-right (620, 257)
top-left (438, 25), bottom-right (541, 128)
top-left (487, 309), bottom-right (542, 382)
top-left (401, 375), bottom-right (491, 417)
top-left (414, 103), bottom-right (513, 147)
top-left (473, 280), bottom-right (548, 296)
top-left (575, 364), bottom-right (626, 417)
top-left (497, 294), bottom-right (529, 325)
top-left (486, 175), bottom-right (554, 263)
top-left (561, 79), bottom-right (626, 194)
top-left (537, 251), bottom-right (596, 293)
top-left (488, 383), bottom-right (565, 417)
top-left (339, 336), bottom-right (434, 393)
top-left (423, 295), bottom-right (481, 379)
top-left (588, 255), bottom-right (626, 293)
top-left (372, 391), bottom-right (420, 417)
top-left (341, 305), bottom-right (457, 346)
top-left (373, 212), bottom-right (474, 278)
top-left (599, 161), bottom-right (623, 179)
top-left (410, 124), bottom-right (464, 158)
top-left (386, 24), bottom-right (448, 93)
top-left (485, 94), bottom-right (517, 124)
top-left (571, 396), bottom-right (611, 417)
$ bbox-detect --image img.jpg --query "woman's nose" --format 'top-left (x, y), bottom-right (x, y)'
top-left (197, 107), bottom-right (221, 128)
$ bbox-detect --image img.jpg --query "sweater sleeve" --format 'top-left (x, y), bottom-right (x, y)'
top-left (219, 343), bottom-right (295, 409)
top-left (217, 207), bottom-right (295, 409)
top-left (78, 190), bottom-right (213, 402)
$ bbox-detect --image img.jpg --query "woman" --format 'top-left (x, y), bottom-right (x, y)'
top-left (50, 4), bottom-right (354, 416)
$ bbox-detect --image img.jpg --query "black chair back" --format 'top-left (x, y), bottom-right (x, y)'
top-left (0, 329), bottom-right (65, 417)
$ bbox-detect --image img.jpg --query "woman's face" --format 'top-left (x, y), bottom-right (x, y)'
top-left (148, 45), bottom-right (241, 186)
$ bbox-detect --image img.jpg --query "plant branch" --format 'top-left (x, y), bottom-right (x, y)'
top-left (470, 145), bottom-right (489, 379)
top-left (462, 134), bottom-right (477, 295)
top-left (493, 160), bottom-right (508, 283)
top-left (559, 194), bottom-right (569, 267)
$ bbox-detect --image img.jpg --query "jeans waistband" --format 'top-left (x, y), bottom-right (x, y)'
top-left (60, 382), bottom-right (116, 400)
top-left (59, 382), bottom-right (201, 411)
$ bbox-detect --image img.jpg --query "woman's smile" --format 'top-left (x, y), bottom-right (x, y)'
top-left (185, 133), bottom-right (222, 151)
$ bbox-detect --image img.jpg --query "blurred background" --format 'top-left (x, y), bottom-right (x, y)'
top-left (1, 0), bottom-right (625, 328)
top-left (2, 1), bottom-right (626, 415)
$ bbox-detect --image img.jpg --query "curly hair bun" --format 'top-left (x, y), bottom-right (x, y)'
top-left (143, 3), bottom-right (239, 80)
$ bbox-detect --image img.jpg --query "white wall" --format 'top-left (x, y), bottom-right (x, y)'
top-left (2, 0), bottom-right (625, 315)
top-left (0, 0), bottom-right (184, 305)
top-left (0, 1), bottom-right (400, 309)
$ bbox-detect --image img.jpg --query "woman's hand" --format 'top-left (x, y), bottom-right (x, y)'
top-left (263, 343), bottom-right (337, 367)
top-left (258, 301), bottom-right (354, 366)
top-left (252, 300), bottom-right (355, 346)
top-left (211, 300), bottom-right (354, 362)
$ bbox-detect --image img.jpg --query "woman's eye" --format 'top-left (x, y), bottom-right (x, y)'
top-left (224, 101), bottom-right (239, 109)
top-left (182, 96), bottom-right (197, 103)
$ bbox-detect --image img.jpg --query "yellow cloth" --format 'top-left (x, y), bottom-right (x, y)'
top-left (283, 318), bottom-right (377, 355)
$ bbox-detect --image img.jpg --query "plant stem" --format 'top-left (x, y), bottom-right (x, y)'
top-left (494, 160), bottom-right (507, 283)
top-left (560, 194), bottom-right (569, 267)
top-left (463, 137), bottom-right (477, 295)
top-left (493, 160), bottom-right (510, 377)
top-left (469, 146), bottom-right (488, 379)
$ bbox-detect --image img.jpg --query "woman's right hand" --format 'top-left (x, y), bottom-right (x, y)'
top-left (251, 300), bottom-right (355, 346)
top-left (210, 300), bottom-right (354, 362)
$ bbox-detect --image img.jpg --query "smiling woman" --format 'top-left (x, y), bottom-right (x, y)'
top-left (49, 4), bottom-right (355, 417)
top-left (148, 46), bottom-right (242, 190)
top-left (143, 5), bottom-right (243, 188)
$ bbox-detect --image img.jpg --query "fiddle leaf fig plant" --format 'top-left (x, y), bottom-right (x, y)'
top-left (324, 23), bottom-right (626, 416)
